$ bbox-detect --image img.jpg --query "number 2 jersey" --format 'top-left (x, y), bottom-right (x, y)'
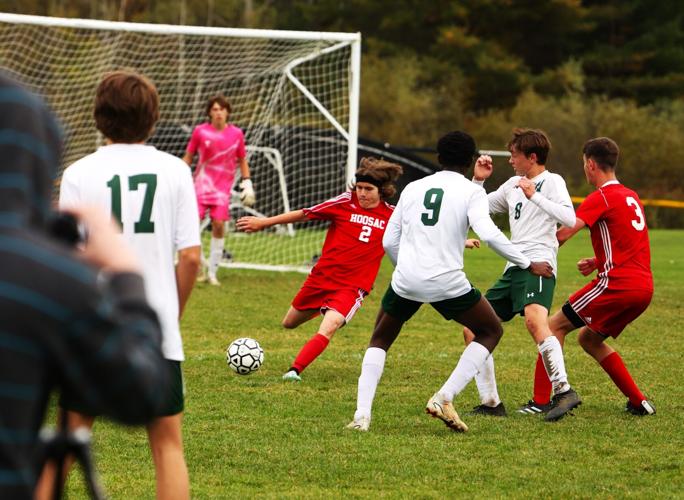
top-left (303, 191), bottom-right (394, 293)
top-left (575, 180), bottom-right (653, 290)
top-left (59, 144), bottom-right (201, 361)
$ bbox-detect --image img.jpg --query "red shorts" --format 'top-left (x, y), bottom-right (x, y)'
top-left (197, 200), bottom-right (229, 221)
top-left (291, 276), bottom-right (367, 323)
top-left (568, 278), bottom-right (652, 338)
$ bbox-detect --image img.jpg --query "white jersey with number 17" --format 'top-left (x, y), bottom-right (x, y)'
top-left (59, 144), bottom-right (200, 361)
top-left (384, 170), bottom-right (531, 303)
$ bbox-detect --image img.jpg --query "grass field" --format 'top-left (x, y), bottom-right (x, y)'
top-left (60, 229), bottom-right (683, 498)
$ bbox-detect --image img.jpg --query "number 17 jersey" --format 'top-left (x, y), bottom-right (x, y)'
top-left (304, 191), bottom-right (394, 293)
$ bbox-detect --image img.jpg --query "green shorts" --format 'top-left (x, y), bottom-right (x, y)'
top-left (485, 266), bottom-right (556, 322)
top-left (381, 284), bottom-right (482, 322)
top-left (60, 360), bottom-right (185, 417)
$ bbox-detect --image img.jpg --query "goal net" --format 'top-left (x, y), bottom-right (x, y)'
top-left (0, 13), bottom-right (361, 273)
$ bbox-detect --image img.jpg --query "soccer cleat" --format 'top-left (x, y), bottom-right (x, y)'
top-left (282, 370), bottom-right (301, 382)
top-left (425, 393), bottom-right (468, 432)
top-left (545, 388), bottom-right (582, 422)
top-left (222, 249), bottom-right (233, 262)
top-left (208, 275), bottom-right (221, 286)
top-left (470, 402), bottom-right (507, 417)
top-left (625, 399), bottom-right (656, 416)
top-left (196, 266), bottom-right (208, 283)
top-left (517, 399), bottom-right (553, 415)
top-left (345, 415), bottom-right (370, 432)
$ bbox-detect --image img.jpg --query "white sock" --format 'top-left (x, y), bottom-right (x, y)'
top-left (439, 341), bottom-right (490, 401)
top-left (475, 353), bottom-right (501, 407)
top-left (538, 336), bottom-right (570, 395)
top-left (208, 237), bottom-right (224, 278)
top-left (354, 347), bottom-right (386, 420)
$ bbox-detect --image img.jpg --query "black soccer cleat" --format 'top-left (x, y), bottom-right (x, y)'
top-left (470, 402), bottom-right (507, 417)
top-left (517, 399), bottom-right (553, 415)
top-left (625, 399), bottom-right (656, 416)
top-left (545, 388), bottom-right (582, 422)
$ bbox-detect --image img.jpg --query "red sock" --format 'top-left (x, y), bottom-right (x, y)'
top-left (600, 352), bottom-right (645, 406)
top-left (533, 353), bottom-right (552, 404)
top-left (291, 333), bottom-right (330, 374)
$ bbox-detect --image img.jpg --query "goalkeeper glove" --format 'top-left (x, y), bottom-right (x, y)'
top-left (239, 178), bottom-right (256, 207)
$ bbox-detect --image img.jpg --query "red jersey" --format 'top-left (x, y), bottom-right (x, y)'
top-left (575, 181), bottom-right (653, 290)
top-left (303, 191), bottom-right (394, 292)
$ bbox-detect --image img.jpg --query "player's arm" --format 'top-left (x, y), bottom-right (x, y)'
top-left (518, 177), bottom-right (576, 227)
top-left (236, 210), bottom-right (307, 233)
top-left (182, 151), bottom-right (194, 166)
top-left (471, 155), bottom-right (507, 214)
top-left (176, 245), bottom-right (201, 318)
top-left (382, 197), bottom-right (403, 266)
top-left (557, 217), bottom-right (586, 246)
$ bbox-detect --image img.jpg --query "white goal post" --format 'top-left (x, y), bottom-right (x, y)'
top-left (0, 13), bottom-right (361, 273)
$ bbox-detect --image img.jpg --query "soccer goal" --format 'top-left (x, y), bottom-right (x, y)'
top-left (0, 13), bottom-right (361, 273)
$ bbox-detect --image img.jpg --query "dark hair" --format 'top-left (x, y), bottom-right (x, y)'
top-left (507, 128), bottom-right (551, 165)
top-left (94, 70), bottom-right (159, 143)
top-left (205, 94), bottom-right (231, 116)
top-left (352, 157), bottom-right (403, 200)
top-left (583, 137), bottom-right (619, 170)
top-left (436, 131), bottom-right (477, 170)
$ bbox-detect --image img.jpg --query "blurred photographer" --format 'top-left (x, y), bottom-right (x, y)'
top-left (0, 74), bottom-right (169, 498)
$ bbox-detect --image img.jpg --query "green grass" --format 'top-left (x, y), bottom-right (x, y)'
top-left (61, 230), bottom-right (684, 498)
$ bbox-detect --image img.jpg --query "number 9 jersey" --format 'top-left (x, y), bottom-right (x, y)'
top-left (575, 180), bottom-right (653, 289)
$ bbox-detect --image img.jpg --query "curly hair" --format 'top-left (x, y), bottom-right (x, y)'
top-left (436, 131), bottom-right (477, 169)
top-left (352, 157), bottom-right (403, 200)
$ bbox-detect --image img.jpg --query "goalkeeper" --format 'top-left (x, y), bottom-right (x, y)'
top-left (237, 158), bottom-right (402, 382)
top-left (183, 94), bottom-right (255, 286)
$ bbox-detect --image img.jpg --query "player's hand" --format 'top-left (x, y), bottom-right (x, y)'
top-left (236, 216), bottom-right (266, 233)
top-left (473, 155), bottom-right (493, 181)
top-left (577, 257), bottom-right (597, 276)
top-left (61, 204), bottom-right (140, 273)
top-left (527, 261), bottom-right (553, 278)
top-left (517, 177), bottom-right (536, 199)
top-left (240, 179), bottom-right (256, 207)
top-left (465, 238), bottom-right (480, 249)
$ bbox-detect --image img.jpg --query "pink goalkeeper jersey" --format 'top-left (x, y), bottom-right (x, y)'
top-left (185, 122), bottom-right (246, 205)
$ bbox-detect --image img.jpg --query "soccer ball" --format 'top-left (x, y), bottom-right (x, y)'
top-left (226, 338), bottom-right (264, 375)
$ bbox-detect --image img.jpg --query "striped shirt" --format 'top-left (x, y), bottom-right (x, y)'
top-left (0, 73), bottom-right (168, 499)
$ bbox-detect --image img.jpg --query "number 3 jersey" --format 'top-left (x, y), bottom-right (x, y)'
top-left (575, 180), bottom-right (652, 289)
top-left (59, 144), bottom-right (201, 361)
top-left (303, 191), bottom-right (394, 293)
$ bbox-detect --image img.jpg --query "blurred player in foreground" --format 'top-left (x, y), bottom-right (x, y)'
top-left (183, 94), bottom-right (255, 285)
top-left (463, 129), bottom-right (581, 421)
top-left (48, 70), bottom-right (201, 500)
top-left (527, 137), bottom-right (655, 416)
top-left (347, 131), bottom-right (555, 433)
top-left (237, 158), bottom-right (402, 381)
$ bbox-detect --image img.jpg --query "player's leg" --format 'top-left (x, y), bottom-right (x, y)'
top-left (463, 275), bottom-right (512, 416)
top-left (207, 204), bottom-right (228, 285)
top-left (35, 410), bottom-right (96, 500)
top-left (284, 309), bottom-right (345, 380)
top-left (426, 291), bottom-right (500, 432)
top-left (577, 324), bottom-right (655, 415)
top-left (147, 360), bottom-right (189, 499)
top-left (281, 306), bottom-right (319, 329)
top-left (348, 285), bottom-right (417, 431)
top-left (196, 203), bottom-right (209, 282)
top-left (147, 414), bottom-right (189, 500)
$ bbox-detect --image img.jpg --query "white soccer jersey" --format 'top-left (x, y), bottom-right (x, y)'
top-left (384, 170), bottom-right (531, 303)
top-left (484, 170), bottom-right (575, 275)
top-left (59, 144), bottom-right (201, 361)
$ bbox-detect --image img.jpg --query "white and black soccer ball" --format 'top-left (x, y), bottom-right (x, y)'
top-left (226, 337), bottom-right (264, 375)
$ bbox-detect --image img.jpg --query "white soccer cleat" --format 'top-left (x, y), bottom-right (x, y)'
top-left (425, 392), bottom-right (468, 432)
top-left (282, 370), bottom-right (301, 382)
top-left (345, 415), bottom-right (370, 432)
top-left (208, 275), bottom-right (220, 286)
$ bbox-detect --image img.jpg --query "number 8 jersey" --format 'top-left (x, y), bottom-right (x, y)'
top-left (303, 191), bottom-right (394, 293)
top-left (575, 180), bottom-right (653, 289)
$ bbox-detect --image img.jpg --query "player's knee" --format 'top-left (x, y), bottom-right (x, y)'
top-left (281, 318), bottom-right (296, 329)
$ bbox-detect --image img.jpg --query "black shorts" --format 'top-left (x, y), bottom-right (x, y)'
top-left (381, 284), bottom-right (482, 322)
top-left (60, 360), bottom-right (184, 417)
